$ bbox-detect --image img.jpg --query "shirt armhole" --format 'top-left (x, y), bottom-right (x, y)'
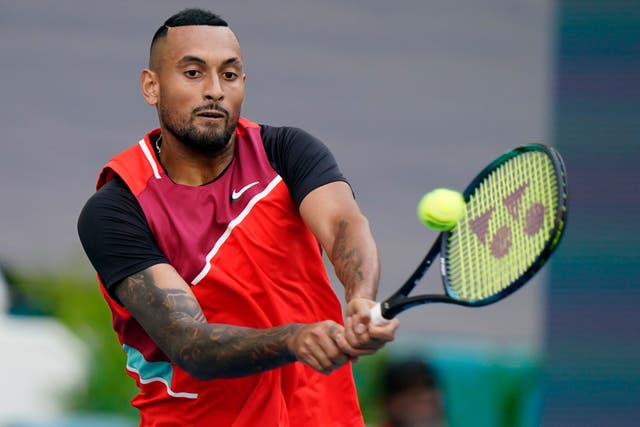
top-left (260, 125), bottom-right (351, 207)
top-left (77, 177), bottom-right (169, 297)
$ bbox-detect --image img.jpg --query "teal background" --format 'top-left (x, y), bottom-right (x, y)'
top-left (354, 338), bottom-right (543, 427)
top-left (545, 1), bottom-right (640, 425)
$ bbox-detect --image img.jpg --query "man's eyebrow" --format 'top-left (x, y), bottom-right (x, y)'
top-left (221, 57), bottom-right (242, 67)
top-left (176, 56), bottom-right (242, 67)
top-left (177, 55), bottom-right (207, 66)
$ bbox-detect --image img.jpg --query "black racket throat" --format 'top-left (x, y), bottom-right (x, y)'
top-left (380, 235), bottom-right (450, 319)
top-left (390, 238), bottom-right (441, 300)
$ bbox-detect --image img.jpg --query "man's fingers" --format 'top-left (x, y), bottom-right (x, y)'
top-left (343, 317), bottom-right (378, 354)
top-left (343, 316), bottom-right (361, 347)
top-left (354, 321), bottom-right (367, 334)
top-left (333, 329), bottom-right (370, 358)
top-left (292, 321), bottom-right (352, 374)
top-left (306, 324), bottom-right (342, 371)
top-left (318, 324), bottom-right (349, 366)
top-left (344, 315), bottom-right (400, 352)
top-left (291, 317), bottom-right (394, 371)
top-left (368, 318), bottom-right (400, 342)
top-left (297, 350), bottom-right (324, 373)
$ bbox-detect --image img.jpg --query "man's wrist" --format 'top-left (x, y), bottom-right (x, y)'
top-left (283, 323), bottom-right (303, 360)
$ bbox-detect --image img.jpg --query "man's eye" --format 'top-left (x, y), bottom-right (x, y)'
top-left (185, 70), bottom-right (200, 78)
top-left (223, 72), bottom-right (238, 80)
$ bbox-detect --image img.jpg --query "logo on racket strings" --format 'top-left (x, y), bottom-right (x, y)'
top-left (468, 182), bottom-right (546, 259)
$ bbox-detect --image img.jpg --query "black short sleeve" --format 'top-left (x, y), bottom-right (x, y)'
top-left (260, 125), bottom-right (350, 206)
top-left (77, 177), bottom-right (168, 293)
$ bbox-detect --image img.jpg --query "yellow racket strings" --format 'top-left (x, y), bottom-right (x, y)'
top-left (446, 151), bottom-right (559, 302)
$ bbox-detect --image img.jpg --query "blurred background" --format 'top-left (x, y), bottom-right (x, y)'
top-left (0, 0), bottom-right (638, 426)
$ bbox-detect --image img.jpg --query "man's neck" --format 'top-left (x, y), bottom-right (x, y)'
top-left (156, 134), bottom-right (235, 186)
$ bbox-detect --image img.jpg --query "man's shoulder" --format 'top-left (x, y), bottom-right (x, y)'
top-left (259, 124), bottom-right (316, 144)
top-left (84, 177), bottom-right (135, 212)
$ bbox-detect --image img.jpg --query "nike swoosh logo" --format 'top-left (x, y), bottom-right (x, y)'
top-left (231, 181), bottom-right (259, 201)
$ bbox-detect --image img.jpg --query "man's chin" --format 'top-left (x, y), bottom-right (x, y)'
top-left (187, 133), bottom-right (233, 154)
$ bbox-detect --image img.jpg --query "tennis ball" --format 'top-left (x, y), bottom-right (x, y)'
top-left (417, 188), bottom-right (466, 231)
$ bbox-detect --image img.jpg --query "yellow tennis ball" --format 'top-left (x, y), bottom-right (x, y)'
top-left (417, 188), bottom-right (466, 231)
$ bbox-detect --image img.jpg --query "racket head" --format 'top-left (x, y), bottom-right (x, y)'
top-left (440, 144), bottom-right (568, 306)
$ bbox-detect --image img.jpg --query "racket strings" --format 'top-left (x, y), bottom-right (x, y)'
top-left (445, 151), bottom-right (559, 303)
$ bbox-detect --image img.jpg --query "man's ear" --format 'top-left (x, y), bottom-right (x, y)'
top-left (140, 69), bottom-right (159, 106)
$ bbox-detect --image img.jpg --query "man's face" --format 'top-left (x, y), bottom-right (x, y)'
top-left (149, 25), bottom-right (245, 153)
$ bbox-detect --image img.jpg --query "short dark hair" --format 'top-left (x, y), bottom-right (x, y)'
top-left (382, 359), bottom-right (439, 397)
top-left (150, 8), bottom-right (229, 53)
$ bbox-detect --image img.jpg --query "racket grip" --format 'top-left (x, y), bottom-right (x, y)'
top-left (369, 302), bottom-right (388, 325)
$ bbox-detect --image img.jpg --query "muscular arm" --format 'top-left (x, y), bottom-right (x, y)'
top-left (299, 181), bottom-right (379, 301)
top-left (300, 181), bottom-right (398, 354)
top-left (115, 263), bottom-right (348, 379)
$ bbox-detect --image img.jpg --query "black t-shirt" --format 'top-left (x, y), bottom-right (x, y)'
top-left (77, 125), bottom-right (348, 292)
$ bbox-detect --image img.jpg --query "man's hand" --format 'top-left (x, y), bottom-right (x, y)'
top-left (287, 320), bottom-right (353, 375)
top-left (343, 297), bottom-right (399, 357)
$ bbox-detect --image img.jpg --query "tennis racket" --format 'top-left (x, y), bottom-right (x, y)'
top-left (370, 144), bottom-right (568, 323)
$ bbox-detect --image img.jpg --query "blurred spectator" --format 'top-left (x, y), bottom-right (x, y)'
top-left (377, 358), bottom-right (447, 427)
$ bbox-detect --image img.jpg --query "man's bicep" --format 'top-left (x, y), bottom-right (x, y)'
top-left (114, 263), bottom-right (207, 357)
top-left (299, 181), bottom-right (364, 253)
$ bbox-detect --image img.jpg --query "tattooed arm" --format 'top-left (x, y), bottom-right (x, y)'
top-left (114, 263), bottom-right (351, 379)
top-left (299, 181), bottom-right (399, 356)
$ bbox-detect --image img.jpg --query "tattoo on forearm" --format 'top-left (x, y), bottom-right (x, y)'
top-left (116, 269), bottom-right (301, 379)
top-left (331, 220), bottom-right (364, 301)
top-left (202, 324), bottom-right (301, 377)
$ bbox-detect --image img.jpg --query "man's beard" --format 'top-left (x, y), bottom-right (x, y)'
top-left (160, 103), bottom-right (237, 154)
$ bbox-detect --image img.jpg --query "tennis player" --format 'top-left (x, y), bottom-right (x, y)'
top-left (78, 8), bottom-right (398, 426)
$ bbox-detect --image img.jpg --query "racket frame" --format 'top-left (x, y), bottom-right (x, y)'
top-left (377, 144), bottom-right (568, 320)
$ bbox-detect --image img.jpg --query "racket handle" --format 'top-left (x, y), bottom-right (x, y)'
top-left (369, 302), bottom-right (389, 325)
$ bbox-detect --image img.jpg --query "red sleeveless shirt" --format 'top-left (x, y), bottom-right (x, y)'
top-left (96, 118), bottom-right (364, 426)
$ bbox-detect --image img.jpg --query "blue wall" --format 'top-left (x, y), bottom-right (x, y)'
top-left (545, 1), bottom-right (640, 425)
